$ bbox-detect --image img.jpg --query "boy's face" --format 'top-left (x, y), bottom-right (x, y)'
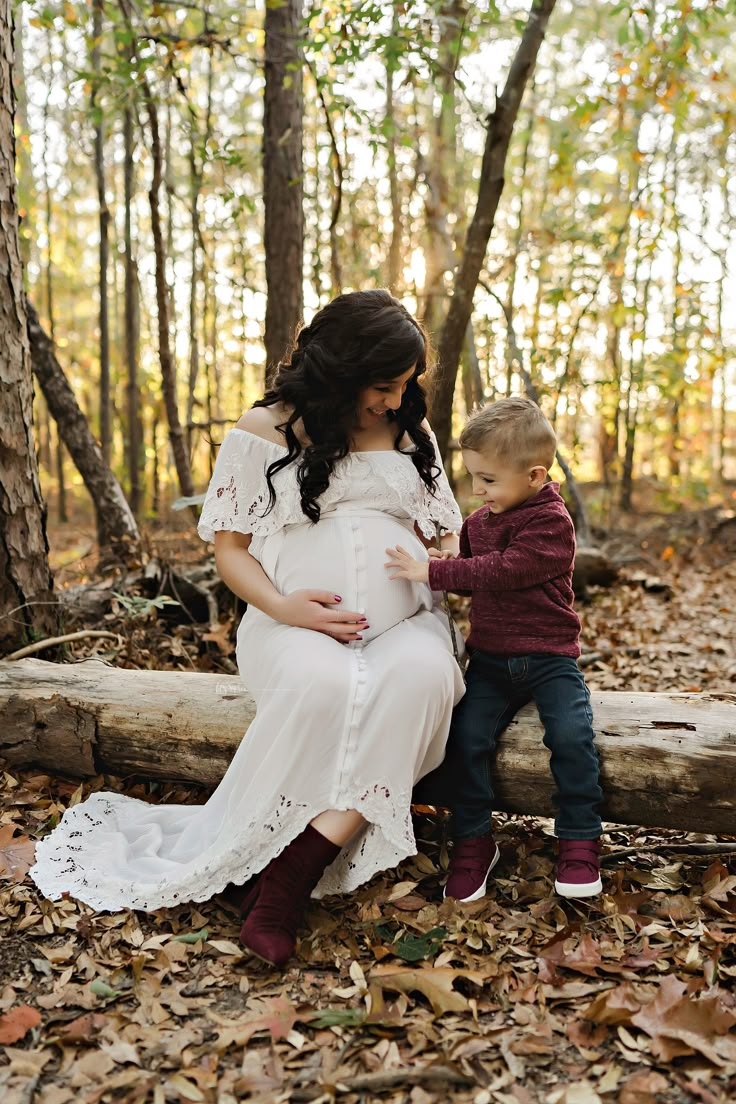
top-left (462, 447), bottom-right (547, 514)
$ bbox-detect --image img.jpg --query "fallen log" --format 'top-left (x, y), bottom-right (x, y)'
top-left (1, 658), bottom-right (734, 835)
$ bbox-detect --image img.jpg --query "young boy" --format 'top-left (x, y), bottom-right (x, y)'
top-left (386, 397), bottom-right (603, 901)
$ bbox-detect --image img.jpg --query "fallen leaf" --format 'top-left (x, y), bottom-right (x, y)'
top-left (618, 1070), bottom-right (671, 1104)
top-left (0, 824), bottom-right (36, 881)
top-left (584, 983), bottom-right (643, 1025)
top-left (0, 1004), bottom-right (41, 1044)
top-left (55, 1012), bottom-right (108, 1043)
top-left (370, 965), bottom-right (484, 1016)
top-left (209, 996), bottom-right (299, 1049)
top-left (631, 974), bottom-right (736, 1065)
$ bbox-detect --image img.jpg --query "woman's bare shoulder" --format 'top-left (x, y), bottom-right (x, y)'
top-left (235, 405), bottom-right (291, 446)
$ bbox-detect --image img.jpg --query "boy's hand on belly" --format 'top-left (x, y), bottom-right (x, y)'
top-left (385, 546), bottom-right (430, 583)
top-left (274, 590), bottom-right (368, 642)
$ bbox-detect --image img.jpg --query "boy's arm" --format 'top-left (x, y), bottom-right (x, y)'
top-left (446, 524), bottom-right (472, 596)
top-left (428, 507), bottom-right (574, 593)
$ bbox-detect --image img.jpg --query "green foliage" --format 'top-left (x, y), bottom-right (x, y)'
top-left (111, 593), bottom-right (180, 620)
top-left (375, 923), bottom-right (448, 962)
top-left (17, 0), bottom-right (736, 508)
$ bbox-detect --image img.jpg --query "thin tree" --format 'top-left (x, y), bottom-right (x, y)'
top-left (430, 0), bottom-right (558, 459)
top-left (123, 91), bottom-right (142, 514)
top-left (27, 302), bottom-right (141, 562)
top-left (91, 0), bottom-right (112, 466)
top-left (385, 3), bottom-right (402, 292)
top-left (263, 0), bottom-right (304, 381)
top-left (118, 0), bottom-right (194, 501)
top-left (42, 23), bottom-right (67, 521)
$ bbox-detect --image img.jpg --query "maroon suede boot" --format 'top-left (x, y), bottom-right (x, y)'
top-left (239, 824), bottom-right (340, 967)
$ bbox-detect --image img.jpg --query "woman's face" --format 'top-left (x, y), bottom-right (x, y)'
top-left (354, 364), bottom-right (417, 431)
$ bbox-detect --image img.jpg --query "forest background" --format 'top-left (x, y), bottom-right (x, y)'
top-left (14, 0), bottom-right (736, 532)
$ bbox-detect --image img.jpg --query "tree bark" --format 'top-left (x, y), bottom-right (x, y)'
top-left (430, 0), bottom-right (557, 459)
top-left (91, 0), bottom-right (111, 467)
top-left (0, 6), bottom-right (58, 656)
top-left (143, 80), bottom-right (195, 500)
top-left (420, 0), bottom-right (464, 339)
top-left (1, 659), bottom-right (734, 836)
top-left (123, 99), bottom-right (141, 515)
top-left (117, 0), bottom-right (192, 500)
top-left (385, 4), bottom-right (402, 291)
top-left (263, 0), bottom-right (304, 382)
top-left (26, 302), bottom-right (141, 561)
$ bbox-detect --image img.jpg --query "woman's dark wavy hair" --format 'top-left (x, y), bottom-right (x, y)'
top-left (252, 289), bottom-right (440, 524)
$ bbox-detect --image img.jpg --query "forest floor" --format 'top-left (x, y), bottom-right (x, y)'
top-left (1, 492), bottom-right (735, 1104)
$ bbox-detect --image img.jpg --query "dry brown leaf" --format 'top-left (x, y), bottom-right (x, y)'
top-left (618, 1069), bottom-right (671, 1104)
top-left (584, 983), bottom-right (644, 1025)
top-left (0, 824), bottom-right (36, 882)
top-left (630, 974), bottom-right (736, 1065)
top-left (54, 1012), bottom-right (108, 1043)
top-left (209, 996), bottom-right (299, 1049)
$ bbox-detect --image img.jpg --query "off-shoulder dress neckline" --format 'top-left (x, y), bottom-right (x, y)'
top-left (230, 427), bottom-right (419, 455)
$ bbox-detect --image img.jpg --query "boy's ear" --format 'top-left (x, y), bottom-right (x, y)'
top-left (529, 465), bottom-right (548, 487)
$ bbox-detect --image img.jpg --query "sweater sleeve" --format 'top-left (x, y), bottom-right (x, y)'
top-left (428, 505), bottom-right (575, 593)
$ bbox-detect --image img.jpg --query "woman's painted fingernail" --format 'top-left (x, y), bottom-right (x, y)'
top-left (334, 595), bottom-right (342, 602)
top-left (359, 616), bottom-right (368, 622)
top-left (363, 624), bottom-right (371, 629)
top-left (356, 634), bottom-right (363, 640)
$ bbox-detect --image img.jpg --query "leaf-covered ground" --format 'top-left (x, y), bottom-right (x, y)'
top-left (1, 507), bottom-right (735, 1103)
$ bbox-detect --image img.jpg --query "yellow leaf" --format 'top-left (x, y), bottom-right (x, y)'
top-left (370, 965), bottom-right (484, 1016)
top-left (164, 1075), bottom-right (205, 1102)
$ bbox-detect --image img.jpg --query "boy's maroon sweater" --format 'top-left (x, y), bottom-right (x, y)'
top-left (428, 482), bottom-right (581, 657)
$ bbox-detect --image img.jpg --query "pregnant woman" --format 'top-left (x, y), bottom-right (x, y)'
top-left (30, 289), bottom-right (464, 967)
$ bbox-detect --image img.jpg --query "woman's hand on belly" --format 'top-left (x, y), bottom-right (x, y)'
top-left (274, 589), bottom-right (367, 642)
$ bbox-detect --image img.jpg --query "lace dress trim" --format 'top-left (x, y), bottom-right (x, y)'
top-left (196, 429), bottom-right (462, 543)
top-left (29, 781), bottom-right (415, 912)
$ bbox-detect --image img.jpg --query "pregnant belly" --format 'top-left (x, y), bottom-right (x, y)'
top-left (257, 513), bottom-right (431, 641)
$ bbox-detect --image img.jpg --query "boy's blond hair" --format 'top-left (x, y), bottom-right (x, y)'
top-left (459, 397), bottom-right (557, 470)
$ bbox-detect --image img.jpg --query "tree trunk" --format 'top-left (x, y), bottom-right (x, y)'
top-left (385, 4), bottom-right (402, 291)
top-left (41, 26), bottom-right (67, 524)
top-left (430, 0), bottom-right (558, 459)
top-left (123, 99), bottom-right (141, 515)
top-left (1, 659), bottom-right (734, 835)
top-left (0, 6), bottom-right (57, 656)
top-left (26, 302), bottom-right (141, 561)
top-left (420, 1), bottom-right (464, 339)
top-left (91, 0), bottom-right (111, 467)
top-left (143, 81), bottom-right (194, 500)
top-left (263, 0), bottom-right (304, 381)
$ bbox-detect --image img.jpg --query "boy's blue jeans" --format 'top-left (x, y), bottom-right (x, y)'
top-left (415, 651), bottom-right (603, 841)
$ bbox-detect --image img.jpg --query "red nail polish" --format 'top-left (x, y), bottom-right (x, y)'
top-left (334, 595), bottom-right (342, 602)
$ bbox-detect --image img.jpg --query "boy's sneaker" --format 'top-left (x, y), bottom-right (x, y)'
top-left (444, 834), bottom-right (500, 902)
top-left (555, 839), bottom-right (602, 898)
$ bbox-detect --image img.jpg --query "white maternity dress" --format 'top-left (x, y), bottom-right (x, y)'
top-left (29, 429), bottom-right (464, 911)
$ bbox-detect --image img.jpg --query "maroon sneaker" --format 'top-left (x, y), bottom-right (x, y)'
top-left (555, 839), bottom-right (602, 898)
top-left (444, 834), bottom-right (500, 902)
